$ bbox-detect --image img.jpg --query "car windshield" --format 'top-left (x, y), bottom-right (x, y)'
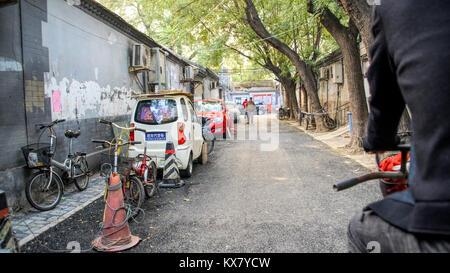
top-left (194, 101), bottom-right (223, 112)
top-left (226, 102), bottom-right (237, 108)
top-left (135, 99), bottom-right (178, 125)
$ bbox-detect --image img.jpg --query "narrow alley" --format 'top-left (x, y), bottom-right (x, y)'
top-left (20, 117), bottom-right (380, 253)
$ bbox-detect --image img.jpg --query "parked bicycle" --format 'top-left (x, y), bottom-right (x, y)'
top-left (278, 106), bottom-right (290, 120)
top-left (21, 119), bottom-right (90, 211)
top-left (94, 119), bottom-right (145, 216)
top-left (130, 126), bottom-right (159, 198)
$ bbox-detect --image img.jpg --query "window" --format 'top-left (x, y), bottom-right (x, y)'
top-left (134, 99), bottom-right (178, 125)
top-left (180, 98), bottom-right (189, 122)
top-left (187, 101), bottom-right (197, 123)
top-left (194, 101), bottom-right (223, 112)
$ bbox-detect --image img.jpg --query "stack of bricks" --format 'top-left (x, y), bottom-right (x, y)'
top-left (24, 80), bottom-right (45, 113)
top-left (0, 190), bottom-right (19, 253)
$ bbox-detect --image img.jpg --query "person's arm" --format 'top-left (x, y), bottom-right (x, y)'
top-left (363, 6), bottom-right (405, 152)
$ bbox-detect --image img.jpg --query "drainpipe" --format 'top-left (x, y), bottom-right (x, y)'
top-left (18, 0), bottom-right (30, 144)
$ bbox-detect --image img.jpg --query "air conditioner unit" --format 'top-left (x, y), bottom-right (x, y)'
top-left (184, 66), bottom-right (194, 80)
top-left (319, 68), bottom-right (329, 80)
top-left (131, 43), bottom-right (150, 70)
top-left (332, 62), bottom-right (343, 84)
top-left (148, 48), bottom-right (166, 85)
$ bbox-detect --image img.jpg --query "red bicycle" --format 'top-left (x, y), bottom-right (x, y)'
top-left (131, 126), bottom-right (158, 198)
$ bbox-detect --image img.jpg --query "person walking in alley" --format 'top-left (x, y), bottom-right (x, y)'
top-left (246, 97), bottom-right (256, 124)
top-left (243, 99), bottom-right (248, 122)
top-left (347, 0), bottom-right (450, 252)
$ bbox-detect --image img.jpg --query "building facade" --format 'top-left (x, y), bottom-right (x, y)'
top-left (0, 0), bottom-right (219, 210)
top-left (307, 45), bottom-right (370, 127)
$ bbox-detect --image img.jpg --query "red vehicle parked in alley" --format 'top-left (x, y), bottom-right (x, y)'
top-left (193, 99), bottom-right (235, 139)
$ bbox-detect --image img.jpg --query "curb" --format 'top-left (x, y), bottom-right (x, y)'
top-left (16, 175), bottom-right (105, 248)
top-left (285, 120), bottom-right (376, 171)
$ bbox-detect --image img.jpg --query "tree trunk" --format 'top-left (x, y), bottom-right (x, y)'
top-left (316, 7), bottom-right (369, 149)
top-left (243, 0), bottom-right (327, 131)
top-left (278, 75), bottom-right (298, 119)
top-left (335, 0), bottom-right (372, 57)
top-left (301, 85), bottom-right (308, 113)
top-left (342, 39), bottom-right (369, 149)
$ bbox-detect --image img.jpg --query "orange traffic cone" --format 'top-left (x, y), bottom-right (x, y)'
top-left (92, 173), bottom-right (140, 252)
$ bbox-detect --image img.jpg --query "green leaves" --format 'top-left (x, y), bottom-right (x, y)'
top-left (97, 0), bottom-right (340, 79)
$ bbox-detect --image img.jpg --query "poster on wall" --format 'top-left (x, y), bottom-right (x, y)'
top-left (52, 90), bottom-right (61, 112)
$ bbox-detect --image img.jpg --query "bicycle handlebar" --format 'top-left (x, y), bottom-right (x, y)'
top-left (92, 139), bottom-right (109, 144)
top-left (333, 171), bottom-right (407, 192)
top-left (134, 127), bottom-right (147, 133)
top-left (98, 119), bottom-right (112, 125)
top-left (91, 139), bottom-right (141, 146)
top-left (37, 119), bottom-right (66, 129)
top-left (129, 141), bottom-right (142, 145)
top-left (97, 119), bottom-right (136, 131)
top-left (334, 144), bottom-right (410, 192)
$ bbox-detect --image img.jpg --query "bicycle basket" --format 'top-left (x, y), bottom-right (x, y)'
top-left (376, 152), bottom-right (409, 197)
top-left (21, 143), bottom-right (51, 169)
top-left (117, 156), bottom-right (137, 175)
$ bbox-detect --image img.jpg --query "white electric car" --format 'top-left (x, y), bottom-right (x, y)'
top-left (128, 92), bottom-right (204, 177)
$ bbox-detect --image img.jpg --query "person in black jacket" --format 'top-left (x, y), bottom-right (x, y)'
top-left (348, 0), bottom-right (450, 252)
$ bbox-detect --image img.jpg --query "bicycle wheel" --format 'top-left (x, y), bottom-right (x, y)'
top-left (73, 156), bottom-right (90, 191)
top-left (144, 161), bottom-right (158, 198)
top-left (123, 176), bottom-right (145, 216)
top-left (25, 170), bottom-right (64, 211)
top-left (323, 115), bottom-right (337, 130)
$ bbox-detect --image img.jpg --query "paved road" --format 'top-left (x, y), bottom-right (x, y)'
top-left (21, 116), bottom-right (381, 253)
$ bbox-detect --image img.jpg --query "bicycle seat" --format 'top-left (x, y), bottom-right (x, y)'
top-left (64, 129), bottom-right (81, 138)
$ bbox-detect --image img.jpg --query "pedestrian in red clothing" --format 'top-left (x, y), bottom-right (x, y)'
top-left (243, 99), bottom-right (248, 121)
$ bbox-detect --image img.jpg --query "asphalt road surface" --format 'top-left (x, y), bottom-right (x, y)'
top-left (22, 116), bottom-right (381, 253)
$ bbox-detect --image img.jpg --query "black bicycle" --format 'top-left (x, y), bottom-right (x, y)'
top-left (278, 106), bottom-right (290, 120)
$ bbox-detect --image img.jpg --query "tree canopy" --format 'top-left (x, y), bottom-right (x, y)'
top-left (98, 0), bottom-right (339, 80)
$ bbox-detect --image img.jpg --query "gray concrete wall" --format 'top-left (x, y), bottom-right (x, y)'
top-left (167, 59), bottom-right (188, 92)
top-left (0, 0), bottom-right (210, 211)
top-left (0, 0), bottom-right (146, 211)
top-left (0, 2), bottom-right (27, 171)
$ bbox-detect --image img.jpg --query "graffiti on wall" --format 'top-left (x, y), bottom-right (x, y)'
top-left (0, 57), bottom-right (22, 72)
top-left (44, 75), bottom-right (137, 120)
